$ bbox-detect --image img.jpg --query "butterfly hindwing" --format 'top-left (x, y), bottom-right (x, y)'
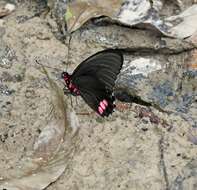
top-left (73, 76), bottom-right (115, 117)
top-left (71, 49), bottom-right (123, 91)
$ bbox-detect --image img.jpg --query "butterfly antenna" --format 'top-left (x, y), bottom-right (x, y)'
top-left (35, 59), bottom-right (62, 72)
top-left (66, 33), bottom-right (72, 71)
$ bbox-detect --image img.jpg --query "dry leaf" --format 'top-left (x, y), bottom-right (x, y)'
top-left (0, 66), bottom-right (80, 190)
top-left (66, 0), bottom-right (124, 32)
top-left (167, 5), bottom-right (197, 38)
top-left (0, 158), bottom-right (66, 190)
top-left (66, 0), bottom-right (197, 38)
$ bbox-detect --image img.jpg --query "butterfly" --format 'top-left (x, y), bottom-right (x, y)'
top-left (61, 49), bottom-right (123, 117)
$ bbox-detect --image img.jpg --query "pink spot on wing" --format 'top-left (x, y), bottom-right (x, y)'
top-left (100, 102), bottom-right (106, 110)
top-left (103, 100), bottom-right (108, 106)
top-left (98, 106), bottom-right (103, 114)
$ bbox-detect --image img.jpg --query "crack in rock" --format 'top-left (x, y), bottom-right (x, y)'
top-left (159, 135), bottom-right (170, 190)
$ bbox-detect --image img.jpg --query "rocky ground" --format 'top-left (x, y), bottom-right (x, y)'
top-left (0, 1), bottom-right (196, 190)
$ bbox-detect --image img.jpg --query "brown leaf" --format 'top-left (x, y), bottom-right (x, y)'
top-left (66, 0), bottom-right (124, 32)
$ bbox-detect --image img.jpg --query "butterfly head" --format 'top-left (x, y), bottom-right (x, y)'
top-left (61, 71), bottom-right (70, 85)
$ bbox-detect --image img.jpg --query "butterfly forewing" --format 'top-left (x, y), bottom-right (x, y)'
top-left (71, 49), bottom-right (123, 91)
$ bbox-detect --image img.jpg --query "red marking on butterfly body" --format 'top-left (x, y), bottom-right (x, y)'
top-left (62, 72), bottom-right (80, 95)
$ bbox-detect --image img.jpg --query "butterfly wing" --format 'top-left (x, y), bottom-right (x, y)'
top-left (73, 76), bottom-right (115, 117)
top-left (71, 49), bottom-right (123, 91)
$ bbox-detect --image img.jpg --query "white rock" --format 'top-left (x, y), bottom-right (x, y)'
top-left (5, 3), bottom-right (15, 12)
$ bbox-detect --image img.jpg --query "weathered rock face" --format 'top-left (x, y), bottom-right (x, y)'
top-left (68, 24), bottom-right (197, 118)
top-left (0, 1), bottom-right (196, 190)
top-left (170, 159), bottom-right (197, 190)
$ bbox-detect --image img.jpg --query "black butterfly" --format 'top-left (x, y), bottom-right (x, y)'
top-left (61, 49), bottom-right (123, 117)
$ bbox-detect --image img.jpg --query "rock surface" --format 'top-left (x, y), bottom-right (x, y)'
top-left (0, 1), bottom-right (196, 190)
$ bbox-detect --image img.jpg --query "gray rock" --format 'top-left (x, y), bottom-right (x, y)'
top-left (0, 39), bottom-right (16, 69)
top-left (70, 25), bottom-right (195, 54)
top-left (170, 159), bottom-right (197, 190)
top-left (0, 83), bottom-right (14, 95)
top-left (116, 53), bottom-right (197, 113)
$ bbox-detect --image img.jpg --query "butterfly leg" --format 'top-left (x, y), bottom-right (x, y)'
top-left (63, 87), bottom-right (70, 95)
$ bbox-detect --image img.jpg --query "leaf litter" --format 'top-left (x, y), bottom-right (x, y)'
top-left (65, 0), bottom-right (197, 38)
top-left (0, 65), bottom-right (80, 190)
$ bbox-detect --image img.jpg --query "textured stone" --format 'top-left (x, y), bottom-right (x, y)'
top-left (0, 1), bottom-right (196, 190)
